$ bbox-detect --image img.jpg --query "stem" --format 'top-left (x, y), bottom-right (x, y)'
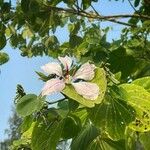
top-left (46, 97), bottom-right (66, 105)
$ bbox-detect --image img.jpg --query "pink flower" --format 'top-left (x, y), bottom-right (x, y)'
top-left (41, 56), bottom-right (99, 100)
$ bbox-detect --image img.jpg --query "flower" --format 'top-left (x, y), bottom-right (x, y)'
top-left (41, 56), bottom-right (100, 100)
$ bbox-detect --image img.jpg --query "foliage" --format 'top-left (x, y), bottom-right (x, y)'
top-left (1, 0), bottom-right (150, 149)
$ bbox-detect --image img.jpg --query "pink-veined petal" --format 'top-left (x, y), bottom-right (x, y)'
top-left (41, 78), bottom-right (65, 96)
top-left (73, 62), bottom-right (96, 81)
top-left (41, 62), bottom-right (62, 76)
top-left (58, 56), bottom-right (72, 70)
top-left (72, 82), bottom-right (99, 100)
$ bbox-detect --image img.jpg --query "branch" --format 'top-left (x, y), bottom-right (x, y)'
top-left (44, 5), bottom-right (150, 27)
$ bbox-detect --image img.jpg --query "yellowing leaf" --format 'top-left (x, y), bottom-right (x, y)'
top-left (120, 84), bottom-right (150, 132)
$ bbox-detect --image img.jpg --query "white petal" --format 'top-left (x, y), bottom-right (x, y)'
top-left (41, 62), bottom-right (62, 76)
top-left (58, 56), bottom-right (72, 70)
top-left (73, 62), bottom-right (96, 81)
top-left (41, 78), bottom-right (65, 96)
top-left (72, 82), bottom-right (99, 100)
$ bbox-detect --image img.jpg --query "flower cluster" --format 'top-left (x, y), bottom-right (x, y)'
top-left (41, 56), bottom-right (100, 100)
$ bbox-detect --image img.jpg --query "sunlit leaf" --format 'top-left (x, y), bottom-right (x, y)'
top-left (132, 76), bottom-right (150, 92)
top-left (88, 87), bottom-right (135, 140)
top-left (62, 68), bottom-right (107, 107)
top-left (120, 84), bottom-right (150, 132)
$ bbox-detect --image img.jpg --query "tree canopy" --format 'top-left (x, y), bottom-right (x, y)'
top-left (1, 0), bottom-right (150, 149)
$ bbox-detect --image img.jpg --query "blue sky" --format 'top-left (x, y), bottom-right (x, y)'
top-left (0, 0), bottom-right (133, 141)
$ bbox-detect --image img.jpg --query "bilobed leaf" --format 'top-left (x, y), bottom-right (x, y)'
top-left (16, 94), bottom-right (44, 117)
top-left (88, 88), bottom-right (135, 140)
top-left (71, 124), bottom-right (99, 150)
top-left (132, 76), bottom-right (150, 92)
top-left (120, 84), bottom-right (150, 132)
top-left (62, 68), bottom-right (107, 108)
top-left (0, 52), bottom-right (9, 65)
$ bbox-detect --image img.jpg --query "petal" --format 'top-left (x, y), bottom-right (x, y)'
top-left (73, 62), bottom-right (96, 81)
top-left (41, 78), bottom-right (65, 96)
top-left (72, 82), bottom-right (99, 100)
top-left (41, 62), bottom-right (62, 76)
top-left (58, 56), bottom-right (72, 70)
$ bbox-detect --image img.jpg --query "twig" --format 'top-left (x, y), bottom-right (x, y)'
top-left (127, 0), bottom-right (137, 12)
top-left (44, 5), bottom-right (150, 27)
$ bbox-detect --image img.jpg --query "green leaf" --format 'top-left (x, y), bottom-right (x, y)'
top-left (132, 76), bottom-right (150, 92)
top-left (36, 71), bottom-right (55, 82)
top-left (32, 115), bottom-right (80, 150)
top-left (62, 68), bottom-right (107, 108)
top-left (16, 94), bottom-right (44, 117)
top-left (48, 0), bottom-right (62, 6)
top-left (0, 34), bottom-right (6, 50)
top-left (69, 35), bottom-right (83, 48)
top-left (88, 87), bottom-right (135, 140)
top-left (21, 0), bottom-right (30, 13)
top-left (0, 0), bottom-right (3, 7)
top-left (0, 52), bottom-right (9, 65)
top-left (88, 137), bottom-right (126, 150)
top-left (120, 84), bottom-right (150, 132)
top-left (82, 0), bottom-right (92, 9)
top-left (11, 138), bottom-right (31, 150)
top-left (68, 99), bottom-right (79, 111)
top-left (61, 115), bottom-right (81, 139)
top-left (140, 132), bottom-right (150, 150)
top-left (57, 100), bottom-right (69, 118)
top-left (20, 115), bottom-right (33, 133)
top-left (134, 0), bottom-right (140, 7)
top-left (32, 120), bottom-right (63, 150)
top-left (108, 47), bottom-right (135, 79)
top-left (72, 108), bottom-right (88, 125)
top-left (63, 0), bottom-right (75, 6)
top-left (71, 124), bottom-right (99, 150)
top-left (125, 128), bottom-right (137, 150)
top-left (21, 0), bottom-right (39, 14)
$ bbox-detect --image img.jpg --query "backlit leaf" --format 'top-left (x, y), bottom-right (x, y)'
top-left (62, 68), bottom-right (107, 107)
top-left (16, 94), bottom-right (44, 117)
top-left (120, 84), bottom-right (150, 132)
top-left (71, 124), bottom-right (99, 150)
top-left (88, 87), bottom-right (135, 140)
